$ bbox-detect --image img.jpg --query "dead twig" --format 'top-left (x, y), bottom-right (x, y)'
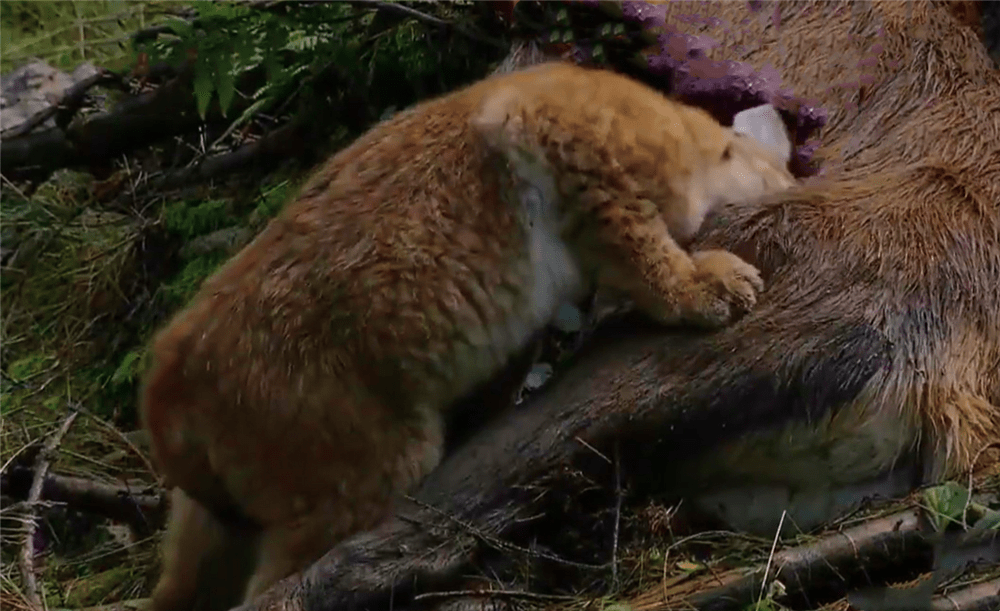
top-left (412, 589), bottom-right (575, 603)
top-left (610, 438), bottom-right (623, 592)
top-left (18, 411), bottom-right (78, 610)
top-left (352, 0), bottom-right (507, 49)
top-left (73, 405), bottom-right (158, 481)
top-left (756, 509), bottom-right (787, 606)
top-left (1, 467), bottom-right (167, 536)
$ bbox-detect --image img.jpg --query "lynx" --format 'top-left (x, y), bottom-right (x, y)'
top-left (142, 61), bottom-right (794, 611)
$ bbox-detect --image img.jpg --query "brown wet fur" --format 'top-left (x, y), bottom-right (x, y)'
top-left (648, 0), bottom-right (999, 489)
top-left (141, 62), bottom-right (796, 611)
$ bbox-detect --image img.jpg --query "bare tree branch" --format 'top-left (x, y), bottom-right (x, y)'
top-left (351, 0), bottom-right (508, 49)
top-left (2, 466), bottom-right (167, 537)
top-left (18, 412), bottom-right (78, 611)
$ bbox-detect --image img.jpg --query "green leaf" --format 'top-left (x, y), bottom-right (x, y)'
top-left (234, 97), bottom-right (268, 129)
top-left (971, 508), bottom-right (1000, 531)
top-left (215, 52), bottom-right (236, 118)
top-left (164, 16), bottom-right (194, 40)
top-left (234, 34), bottom-right (258, 72)
top-left (262, 20), bottom-right (287, 83)
top-left (922, 481), bottom-right (972, 531)
top-left (193, 48), bottom-right (215, 119)
top-left (111, 350), bottom-right (141, 386)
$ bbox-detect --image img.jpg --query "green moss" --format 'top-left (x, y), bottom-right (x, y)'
top-left (254, 179), bottom-right (293, 220)
top-left (6, 352), bottom-right (55, 381)
top-left (59, 564), bottom-right (136, 607)
top-left (163, 198), bottom-right (235, 240)
top-left (42, 394), bottom-right (63, 413)
top-left (160, 250), bottom-right (229, 309)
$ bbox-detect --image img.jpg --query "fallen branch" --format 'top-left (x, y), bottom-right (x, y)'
top-left (0, 69), bottom-right (122, 140)
top-left (847, 524), bottom-right (1000, 611)
top-left (51, 598), bottom-right (151, 611)
top-left (0, 70), bottom-right (202, 183)
top-left (930, 578), bottom-right (1000, 611)
top-left (2, 466), bottom-right (167, 537)
top-left (19, 412), bottom-right (78, 610)
top-left (131, 118), bottom-right (310, 196)
top-left (627, 508), bottom-right (929, 611)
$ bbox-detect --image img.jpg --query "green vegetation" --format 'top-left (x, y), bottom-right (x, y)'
top-left (0, 1), bottom-right (502, 601)
top-left (0, 1), bottom-right (186, 72)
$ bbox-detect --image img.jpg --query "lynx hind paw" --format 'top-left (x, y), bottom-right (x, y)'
top-left (687, 249), bottom-right (764, 327)
top-left (471, 86), bottom-right (523, 150)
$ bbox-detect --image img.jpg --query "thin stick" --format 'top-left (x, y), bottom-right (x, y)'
top-left (757, 509), bottom-right (787, 605)
top-left (412, 589), bottom-right (575, 602)
top-left (963, 441), bottom-right (1000, 529)
top-left (19, 411), bottom-right (78, 610)
top-left (353, 0), bottom-right (506, 49)
top-left (74, 404), bottom-right (158, 480)
top-left (610, 438), bottom-right (623, 592)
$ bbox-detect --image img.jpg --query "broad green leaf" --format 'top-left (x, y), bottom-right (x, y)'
top-left (922, 481), bottom-right (972, 531)
top-left (215, 52), bottom-right (236, 118)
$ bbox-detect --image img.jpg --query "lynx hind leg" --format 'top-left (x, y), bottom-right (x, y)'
top-left (149, 488), bottom-right (259, 611)
top-left (589, 193), bottom-right (763, 329)
top-left (241, 404), bottom-right (447, 604)
top-left (241, 510), bottom-right (338, 603)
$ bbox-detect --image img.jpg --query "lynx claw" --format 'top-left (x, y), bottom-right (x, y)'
top-left (687, 249), bottom-right (765, 327)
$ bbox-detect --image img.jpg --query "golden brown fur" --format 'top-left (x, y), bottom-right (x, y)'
top-left (141, 62), bottom-right (795, 610)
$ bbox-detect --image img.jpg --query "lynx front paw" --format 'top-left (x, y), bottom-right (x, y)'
top-left (685, 249), bottom-right (764, 328)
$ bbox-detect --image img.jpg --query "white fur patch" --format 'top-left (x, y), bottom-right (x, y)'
top-left (444, 159), bottom-right (583, 404)
top-left (515, 160), bottom-right (585, 332)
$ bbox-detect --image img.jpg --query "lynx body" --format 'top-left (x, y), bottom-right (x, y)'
top-left (142, 61), bottom-right (794, 611)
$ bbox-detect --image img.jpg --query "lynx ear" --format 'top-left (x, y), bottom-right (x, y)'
top-left (732, 104), bottom-right (793, 164)
top-left (471, 86), bottom-right (521, 151)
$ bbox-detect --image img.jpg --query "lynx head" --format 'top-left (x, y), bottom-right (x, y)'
top-left (707, 103), bottom-right (797, 202)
